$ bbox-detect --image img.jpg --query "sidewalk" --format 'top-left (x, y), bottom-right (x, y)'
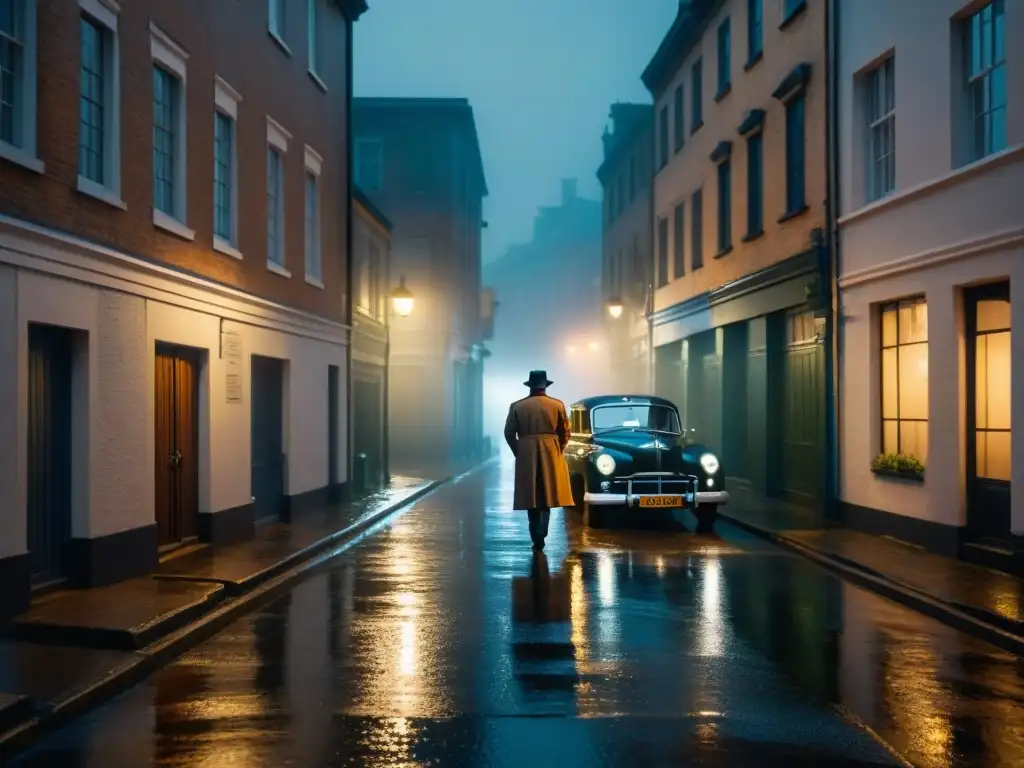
top-left (0, 472), bottom-right (454, 759)
top-left (718, 493), bottom-right (1024, 654)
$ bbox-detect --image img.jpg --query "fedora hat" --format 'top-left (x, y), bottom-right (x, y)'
top-left (524, 370), bottom-right (554, 388)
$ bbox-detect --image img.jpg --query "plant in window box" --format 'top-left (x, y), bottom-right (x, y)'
top-left (871, 452), bottom-right (925, 481)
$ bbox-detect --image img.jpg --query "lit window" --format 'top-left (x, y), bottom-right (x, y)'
top-left (881, 298), bottom-right (928, 464)
top-left (866, 56), bottom-right (895, 201)
top-left (963, 0), bottom-right (1005, 162)
top-left (973, 295), bottom-right (1011, 481)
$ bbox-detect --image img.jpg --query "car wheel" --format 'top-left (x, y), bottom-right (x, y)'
top-left (694, 503), bottom-right (718, 534)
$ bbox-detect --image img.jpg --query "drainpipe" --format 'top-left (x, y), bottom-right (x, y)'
top-left (344, 16), bottom-right (355, 499)
top-left (824, 0), bottom-right (842, 520)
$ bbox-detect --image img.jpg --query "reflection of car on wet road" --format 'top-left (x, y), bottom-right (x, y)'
top-left (565, 394), bottom-right (727, 530)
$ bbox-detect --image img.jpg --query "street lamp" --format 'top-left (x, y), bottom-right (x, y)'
top-left (390, 276), bottom-right (414, 317)
top-left (606, 297), bottom-right (624, 319)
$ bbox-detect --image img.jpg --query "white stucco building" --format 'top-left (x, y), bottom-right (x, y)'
top-left (836, 0), bottom-right (1024, 568)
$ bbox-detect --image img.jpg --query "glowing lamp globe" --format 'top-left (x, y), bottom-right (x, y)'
top-left (391, 277), bottom-right (414, 317)
top-left (607, 298), bottom-right (624, 319)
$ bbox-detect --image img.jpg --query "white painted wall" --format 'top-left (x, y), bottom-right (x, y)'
top-left (836, 0), bottom-right (1024, 534)
top-left (0, 216), bottom-right (349, 555)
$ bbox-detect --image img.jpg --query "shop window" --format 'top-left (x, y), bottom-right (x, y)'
top-left (880, 297), bottom-right (928, 463)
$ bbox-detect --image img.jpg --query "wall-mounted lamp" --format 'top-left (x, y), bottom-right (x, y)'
top-left (606, 297), bottom-right (624, 319)
top-left (390, 276), bottom-right (415, 317)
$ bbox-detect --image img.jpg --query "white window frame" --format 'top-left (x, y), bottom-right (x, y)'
top-left (266, 115), bottom-right (292, 276)
top-left (303, 144), bottom-right (323, 287)
top-left (355, 137), bottom-right (383, 191)
top-left (213, 75), bottom-right (242, 258)
top-left (307, 0), bottom-right (326, 91)
top-left (268, 0), bottom-right (289, 54)
top-left (77, 0), bottom-right (123, 209)
top-left (865, 55), bottom-right (895, 202)
top-left (150, 23), bottom-right (193, 240)
top-left (963, 0), bottom-right (1006, 163)
top-left (0, 0), bottom-right (43, 173)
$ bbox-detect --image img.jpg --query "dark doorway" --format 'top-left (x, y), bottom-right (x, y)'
top-left (328, 365), bottom-right (339, 487)
top-left (154, 344), bottom-right (201, 548)
top-left (251, 355), bottom-right (285, 520)
top-left (965, 281), bottom-right (1011, 544)
top-left (780, 310), bottom-right (825, 508)
top-left (27, 323), bottom-right (74, 586)
top-left (353, 375), bottom-right (383, 489)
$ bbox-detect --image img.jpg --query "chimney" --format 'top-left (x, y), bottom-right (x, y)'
top-left (561, 178), bottom-right (577, 204)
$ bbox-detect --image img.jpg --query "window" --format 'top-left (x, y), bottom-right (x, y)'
top-left (673, 84), bottom-right (684, 152)
top-left (717, 18), bottom-right (731, 96)
top-left (78, 1), bottom-right (120, 203)
top-left (266, 116), bottom-right (292, 272)
top-left (716, 159), bottom-right (732, 252)
top-left (964, 0), bottom-right (1005, 162)
top-left (881, 298), bottom-right (928, 463)
top-left (747, 0), bottom-right (762, 61)
top-left (304, 145), bottom-right (322, 284)
top-left (784, 93), bottom-right (806, 214)
top-left (355, 138), bottom-right (382, 191)
top-left (151, 25), bottom-right (191, 238)
top-left (269, 0), bottom-right (286, 44)
top-left (307, 0), bottom-right (322, 78)
top-left (691, 189), bottom-right (703, 270)
top-left (656, 216), bottom-right (668, 287)
top-left (673, 201), bottom-right (685, 278)
top-left (0, 0), bottom-right (41, 171)
top-left (658, 104), bottom-right (668, 168)
top-left (864, 57), bottom-right (895, 202)
top-left (746, 132), bottom-right (763, 235)
top-left (213, 76), bottom-right (241, 253)
top-left (691, 58), bottom-right (703, 131)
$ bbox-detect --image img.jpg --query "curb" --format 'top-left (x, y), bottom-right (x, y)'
top-left (718, 511), bottom-right (1024, 657)
top-left (0, 472), bottom-right (460, 761)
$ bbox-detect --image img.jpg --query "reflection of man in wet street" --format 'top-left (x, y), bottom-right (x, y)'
top-left (504, 370), bottom-right (575, 550)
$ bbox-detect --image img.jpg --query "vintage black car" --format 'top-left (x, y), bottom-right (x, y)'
top-left (565, 394), bottom-right (728, 530)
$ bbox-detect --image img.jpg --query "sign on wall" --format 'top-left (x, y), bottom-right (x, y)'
top-left (221, 329), bottom-right (243, 404)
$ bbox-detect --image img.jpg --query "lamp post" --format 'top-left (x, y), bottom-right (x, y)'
top-left (383, 277), bottom-right (415, 484)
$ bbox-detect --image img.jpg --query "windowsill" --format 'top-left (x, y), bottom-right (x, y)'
top-left (714, 84), bottom-right (731, 103)
top-left (269, 29), bottom-right (291, 56)
top-left (744, 51), bottom-right (763, 71)
top-left (153, 210), bottom-right (196, 241)
top-left (741, 229), bottom-right (764, 242)
top-left (77, 176), bottom-right (126, 210)
top-left (308, 69), bottom-right (328, 93)
top-left (0, 141), bottom-right (45, 174)
top-left (305, 274), bottom-right (324, 289)
top-left (779, 1), bottom-right (807, 30)
top-left (213, 235), bottom-right (243, 260)
top-left (871, 467), bottom-right (924, 483)
top-left (691, 120), bottom-right (704, 136)
top-left (777, 204), bottom-right (809, 224)
top-left (267, 260), bottom-right (291, 278)
top-left (714, 245), bottom-right (733, 259)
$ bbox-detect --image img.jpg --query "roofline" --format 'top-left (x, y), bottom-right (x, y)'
top-left (571, 394), bottom-right (678, 409)
top-left (353, 97), bottom-right (489, 197)
top-left (641, 0), bottom-right (721, 98)
top-left (353, 186), bottom-right (393, 231)
top-left (597, 108), bottom-right (653, 184)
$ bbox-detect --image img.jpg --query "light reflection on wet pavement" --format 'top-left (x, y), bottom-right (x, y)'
top-left (12, 461), bottom-right (1024, 767)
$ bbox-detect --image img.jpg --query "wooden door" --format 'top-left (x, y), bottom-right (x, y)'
top-left (155, 345), bottom-right (200, 547)
top-left (27, 324), bottom-right (74, 585)
top-left (780, 310), bottom-right (825, 508)
top-left (251, 355), bottom-right (285, 520)
top-left (966, 282), bottom-right (1012, 543)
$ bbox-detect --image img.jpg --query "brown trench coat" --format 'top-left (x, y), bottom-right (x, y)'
top-left (504, 393), bottom-right (575, 510)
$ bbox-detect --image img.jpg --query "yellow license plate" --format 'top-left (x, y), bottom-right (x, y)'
top-left (639, 496), bottom-right (682, 508)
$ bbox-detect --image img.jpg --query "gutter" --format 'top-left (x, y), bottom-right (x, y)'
top-left (824, 0), bottom-right (842, 519)
top-left (344, 15), bottom-right (355, 499)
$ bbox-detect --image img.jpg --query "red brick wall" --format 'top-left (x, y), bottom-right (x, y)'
top-left (0, 0), bottom-right (350, 322)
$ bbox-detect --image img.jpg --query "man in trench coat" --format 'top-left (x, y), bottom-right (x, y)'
top-left (504, 370), bottom-right (575, 549)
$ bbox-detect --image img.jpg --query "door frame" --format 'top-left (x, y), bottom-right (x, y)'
top-left (963, 280), bottom-right (1012, 543)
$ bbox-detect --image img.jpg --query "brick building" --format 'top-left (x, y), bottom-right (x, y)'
top-left (642, 0), bottom-right (834, 516)
top-left (0, 0), bottom-right (367, 622)
top-left (352, 97), bottom-right (489, 474)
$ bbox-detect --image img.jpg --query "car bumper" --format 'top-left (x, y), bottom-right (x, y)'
top-left (583, 491), bottom-right (730, 507)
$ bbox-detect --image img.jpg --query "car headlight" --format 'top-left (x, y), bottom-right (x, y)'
top-left (595, 453), bottom-right (616, 476)
top-left (699, 452), bottom-right (720, 474)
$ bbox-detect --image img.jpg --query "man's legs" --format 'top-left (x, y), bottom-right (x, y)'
top-left (528, 507), bottom-right (551, 548)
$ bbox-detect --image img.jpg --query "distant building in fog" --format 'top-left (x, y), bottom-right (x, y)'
top-left (597, 102), bottom-right (654, 393)
top-left (483, 179), bottom-right (602, 434)
top-left (352, 97), bottom-right (489, 473)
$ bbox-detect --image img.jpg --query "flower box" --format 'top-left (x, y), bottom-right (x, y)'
top-left (871, 467), bottom-right (924, 482)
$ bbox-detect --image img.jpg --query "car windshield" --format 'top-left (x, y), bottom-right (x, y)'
top-left (591, 404), bottom-right (681, 433)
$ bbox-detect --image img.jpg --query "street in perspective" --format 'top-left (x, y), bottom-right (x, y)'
top-left (1, 0), bottom-right (1023, 766)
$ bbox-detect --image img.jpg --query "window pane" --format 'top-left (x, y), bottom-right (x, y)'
top-left (882, 420), bottom-right (899, 454)
top-left (898, 299), bottom-right (928, 343)
top-left (881, 347), bottom-right (898, 419)
top-left (977, 298), bottom-right (1010, 332)
top-left (881, 306), bottom-right (897, 346)
top-left (977, 429), bottom-right (1010, 481)
top-left (898, 343), bottom-right (928, 420)
top-left (977, 330), bottom-right (1010, 430)
top-left (899, 420), bottom-right (928, 464)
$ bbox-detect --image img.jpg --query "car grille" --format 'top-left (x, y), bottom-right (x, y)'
top-left (610, 473), bottom-right (697, 497)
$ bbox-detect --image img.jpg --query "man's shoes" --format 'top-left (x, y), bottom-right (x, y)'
top-left (531, 539), bottom-right (545, 551)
